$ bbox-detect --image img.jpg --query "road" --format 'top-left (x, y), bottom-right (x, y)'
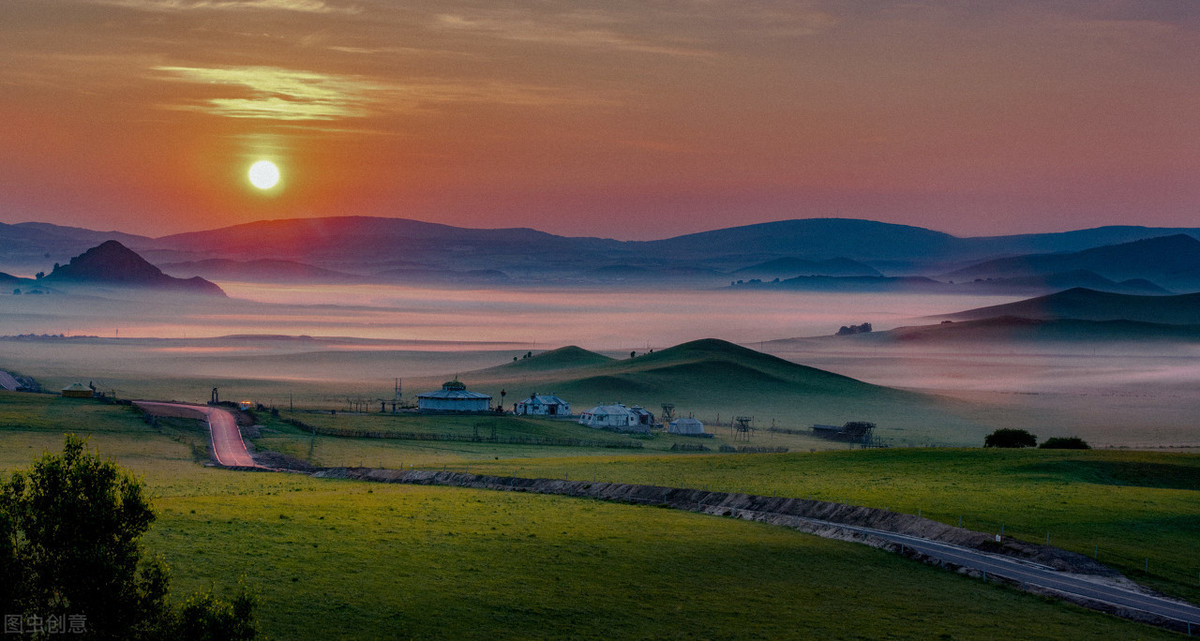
top-left (136, 402), bottom-right (258, 468)
top-left (786, 512), bottom-right (1200, 631)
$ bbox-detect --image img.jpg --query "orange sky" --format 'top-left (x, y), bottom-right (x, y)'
top-left (1, 1), bottom-right (1198, 239)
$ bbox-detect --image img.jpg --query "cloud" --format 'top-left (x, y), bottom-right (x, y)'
top-left (431, 12), bottom-right (716, 58)
top-left (94, 0), bottom-right (356, 13)
top-left (154, 65), bottom-right (607, 121)
top-left (155, 66), bottom-right (383, 120)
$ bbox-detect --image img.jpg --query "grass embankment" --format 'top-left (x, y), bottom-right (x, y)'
top-left (460, 448), bottom-right (1200, 602)
top-left (0, 391), bottom-right (1192, 639)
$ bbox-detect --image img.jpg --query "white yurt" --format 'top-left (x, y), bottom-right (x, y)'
top-left (578, 403), bottom-right (641, 430)
top-left (417, 380), bottom-right (491, 413)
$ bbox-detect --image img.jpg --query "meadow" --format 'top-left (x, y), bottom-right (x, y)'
top-left (248, 408), bottom-right (1200, 603)
top-left (1, 391), bottom-right (1196, 639)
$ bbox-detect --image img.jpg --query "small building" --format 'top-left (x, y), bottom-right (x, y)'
top-left (61, 382), bottom-right (94, 399)
top-left (0, 371), bottom-right (20, 392)
top-left (812, 421), bottom-right (876, 443)
top-left (629, 406), bottom-right (655, 426)
top-left (417, 380), bottom-right (491, 413)
top-left (515, 393), bottom-right (571, 417)
top-left (578, 403), bottom-right (647, 432)
top-left (669, 416), bottom-right (707, 436)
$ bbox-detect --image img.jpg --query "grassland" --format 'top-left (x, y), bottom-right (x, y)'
top-left (252, 407), bottom-right (1200, 603)
top-left (0, 391), bottom-right (1195, 639)
top-left (253, 410), bottom-right (827, 470)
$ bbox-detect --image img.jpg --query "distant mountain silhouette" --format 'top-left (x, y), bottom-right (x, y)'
top-left (0, 221), bottom-right (150, 273)
top-left (645, 218), bottom-right (960, 264)
top-left (42, 241), bottom-right (225, 296)
top-left (733, 256), bottom-right (882, 278)
top-left (954, 270), bottom-right (1170, 296)
top-left (732, 275), bottom-right (947, 293)
top-left (7, 217), bottom-right (1200, 284)
top-left (945, 234), bottom-right (1200, 290)
top-left (942, 288), bottom-right (1200, 325)
top-left (160, 258), bottom-right (362, 283)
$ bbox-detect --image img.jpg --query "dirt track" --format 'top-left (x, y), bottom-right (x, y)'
top-left (136, 402), bottom-right (258, 468)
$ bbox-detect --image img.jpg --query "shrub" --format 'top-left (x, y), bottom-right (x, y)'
top-left (0, 435), bottom-right (257, 640)
top-left (983, 428), bottom-right (1037, 448)
top-left (1039, 437), bottom-right (1091, 450)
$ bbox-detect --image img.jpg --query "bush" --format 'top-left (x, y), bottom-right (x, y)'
top-left (0, 435), bottom-right (257, 640)
top-left (1039, 436), bottom-right (1091, 450)
top-left (983, 428), bottom-right (1037, 448)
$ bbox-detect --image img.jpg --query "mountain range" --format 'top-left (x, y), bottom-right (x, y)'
top-left (2, 216), bottom-right (1198, 293)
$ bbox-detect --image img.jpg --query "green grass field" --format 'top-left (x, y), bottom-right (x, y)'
top-left (0, 391), bottom-right (1195, 639)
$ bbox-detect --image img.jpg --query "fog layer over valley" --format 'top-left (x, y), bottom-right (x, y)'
top-left (4, 281), bottom-right (1199, 448)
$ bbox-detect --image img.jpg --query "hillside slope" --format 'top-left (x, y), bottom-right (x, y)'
top-left (460, 338), bottom-right (981, 441)
top-left (941, 288), bottom-right (1200, 324)
top-left (946, 235), bottom-right (1200, 290)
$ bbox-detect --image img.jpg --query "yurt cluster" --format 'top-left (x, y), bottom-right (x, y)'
top-left (416, 379), bottom-right (707, 436)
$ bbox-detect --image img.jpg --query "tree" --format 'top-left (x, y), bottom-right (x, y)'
top-left (0, 435), bottom-right (256, 640)
top-left (1039, 436), bottom-right (1091, 450)
top-left (983, 428), bottom-right (1038, 448)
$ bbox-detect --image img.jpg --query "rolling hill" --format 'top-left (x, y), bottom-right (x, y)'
top-left (42, 241), bottom-right (225, 296)
top-left (458, 338), bottom-right (982, 440)
top-left (945, 234), bottom-right (1200, 291)
top-left (488, 345), bottom-right (616, 373)
top-left (878, 317), bottom-right (1200, 344)
top-left (940, 288), bottom-right (1200, 325)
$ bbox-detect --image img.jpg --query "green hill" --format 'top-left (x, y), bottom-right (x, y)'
top-left (485, 345), bottom-right (615, 373)
top-left (943, 288), bottom-right (1200, 324)
top-left (464, 338), bottom-right (987, 444)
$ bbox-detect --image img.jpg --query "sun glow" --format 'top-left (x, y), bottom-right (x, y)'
top-left (248, 160), bottom-right (280, 189)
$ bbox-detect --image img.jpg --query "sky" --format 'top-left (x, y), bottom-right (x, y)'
top-left (1, 1), bottom-right (1198, 240)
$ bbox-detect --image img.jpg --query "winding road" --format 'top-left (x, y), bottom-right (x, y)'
top-left (136, 402), bottom-right (258, 468)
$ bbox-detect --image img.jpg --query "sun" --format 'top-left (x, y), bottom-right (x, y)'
top-left (248, 160), bottom-right (280, 190)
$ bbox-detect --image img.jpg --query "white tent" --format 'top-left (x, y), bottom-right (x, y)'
top-left (669, 417), bottom-right (706, 435)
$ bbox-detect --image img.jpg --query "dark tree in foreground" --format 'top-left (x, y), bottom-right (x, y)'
top-left (1039, 436), bottom-right (1091, 450)
top-left (0, 435), bottom-right (256, 640)
top-left (983, 428), bottom-right (1038, 448)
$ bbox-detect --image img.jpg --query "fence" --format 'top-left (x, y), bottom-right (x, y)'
top-left (282, 417), bottom-right (643, 450)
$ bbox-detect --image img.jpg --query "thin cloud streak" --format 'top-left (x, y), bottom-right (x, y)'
top-left (154, 65), bottom-right (612, 121)
top-left (93, 0), bottom-right (357, 13)
top-left (431, 12), bottom-right (716, 58)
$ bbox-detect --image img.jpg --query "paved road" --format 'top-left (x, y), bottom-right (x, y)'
top-left (790, 513), bottom-right (1200, 630)
top-left (137, 402), bottom-right (257, 468)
